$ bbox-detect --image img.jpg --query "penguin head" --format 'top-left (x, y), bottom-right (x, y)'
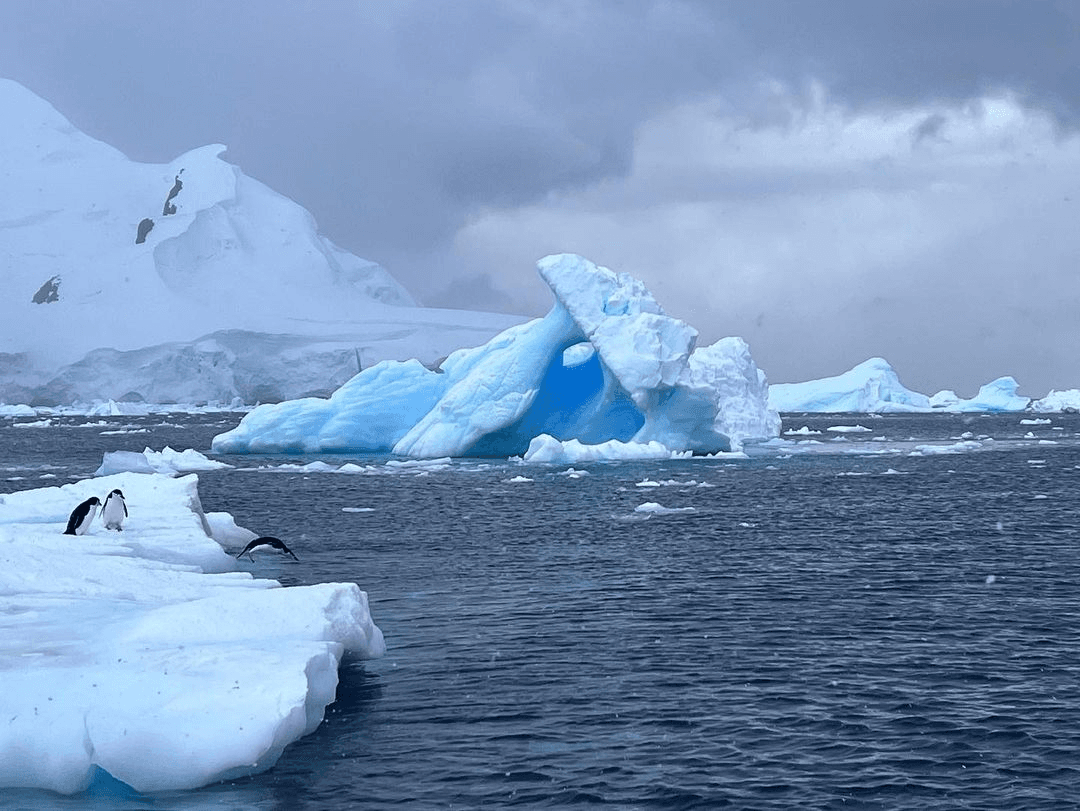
top-left (89, 497), bottom-right (102, 505)
top-left (109, 489), bottom-right (124, 498)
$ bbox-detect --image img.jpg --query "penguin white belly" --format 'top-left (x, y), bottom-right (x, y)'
top-left (102, 496), bottom-right (126, 530)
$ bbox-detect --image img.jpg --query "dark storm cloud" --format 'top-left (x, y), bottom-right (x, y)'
top-left (1, 1), bottom-right (1074, 264)
top-left (0, 1), bottom-right (736, 287)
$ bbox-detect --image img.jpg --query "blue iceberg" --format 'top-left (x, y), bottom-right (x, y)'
top-left (212, 255), bottom-right (780, 458)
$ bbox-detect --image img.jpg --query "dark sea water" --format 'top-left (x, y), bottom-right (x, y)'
top-left (2, 412), bottom-right (1080, 809)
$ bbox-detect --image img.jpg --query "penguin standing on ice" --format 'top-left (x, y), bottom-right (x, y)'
top-left (235, 536), bottom-right (300, 562)
top-left (64, 496), bottom-right (101, 536)
top-left (101, 489), bottom-right (128, 531)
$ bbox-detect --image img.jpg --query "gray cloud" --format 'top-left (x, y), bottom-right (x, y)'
top-left (1, 0), bottom-right (1078, 392)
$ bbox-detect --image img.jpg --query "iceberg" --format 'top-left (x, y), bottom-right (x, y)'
top-left (770, 359), bottom-right (1038, 414)
top-left (936, 376), bottom-right (1030, 413)
top-left (0, 472), bottom-right (384, 794)
top-left (213, 255), bottom-right (780, 458)
top-left (768, 358), bottom-right (931, 413)
top-left (1030, 389), bottom-right (1080, 413)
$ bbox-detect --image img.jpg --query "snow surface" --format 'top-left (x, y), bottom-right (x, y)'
top-left (0, 472), bottom-right (384, 794)
top-left (0, 79), bottom-right (520, 406)
top-left (769, 358), bottom-right (1042, 413)
top-left (213, 254), bottom-right (780, 458)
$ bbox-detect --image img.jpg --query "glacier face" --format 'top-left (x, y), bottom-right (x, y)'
top-left (213, 254), bottom-right (781, 458)
top-left (0, 79), bottom-right (520, 405)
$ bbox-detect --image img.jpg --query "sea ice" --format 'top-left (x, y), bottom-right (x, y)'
top-left (0, 472), bottom-right (384, 794)
top-left (633, 502), bottom-right (698, 515)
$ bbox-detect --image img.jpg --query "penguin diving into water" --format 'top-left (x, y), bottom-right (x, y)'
top-left (101, 488), bottom-right (128, 531)
top-left (235, 536), bottom-right (300, 562)
top-left (64, 497), bottom-right (101, 536)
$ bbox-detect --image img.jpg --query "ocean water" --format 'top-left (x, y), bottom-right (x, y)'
top-left (2, 412), bottom-right (1080, 809)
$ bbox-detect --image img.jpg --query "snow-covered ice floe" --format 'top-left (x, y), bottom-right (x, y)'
top-left (94, 446), bottom-right (233, 476)
top-left (212, 254), bottom-right (780, 459)
top-left (0, 472), bottom-right (384, 794)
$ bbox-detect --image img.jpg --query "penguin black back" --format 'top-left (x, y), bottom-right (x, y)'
top-left (236, 536), bottom-right (300, 561)
top-left (64, 496), bottom-right (101, 536)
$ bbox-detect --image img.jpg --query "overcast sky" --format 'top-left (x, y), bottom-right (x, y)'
top-left (2, 1), bottom-right (1078, 394)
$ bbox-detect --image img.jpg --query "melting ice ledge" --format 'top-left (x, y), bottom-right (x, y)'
top-left (0, 472), bottom-right (385, 795)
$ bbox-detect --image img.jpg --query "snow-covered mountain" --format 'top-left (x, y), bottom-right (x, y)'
top-left (0, 79), bottom-right (521, 405)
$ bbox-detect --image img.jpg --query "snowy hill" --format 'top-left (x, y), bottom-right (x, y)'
top-left (0, 79), bottom-right (520, 405)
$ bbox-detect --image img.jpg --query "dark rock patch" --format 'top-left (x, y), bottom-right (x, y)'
top-left (32, 275), bottom-right (61, 304)
top-left (135, 218), bottom-right (154, 244)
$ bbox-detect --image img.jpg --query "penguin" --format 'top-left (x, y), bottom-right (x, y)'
top-left (64, 496), bottom-right (101, 536)
top-left (101, 488), bottom-right (128, 531)
top-left (235, 536), bottom-right (300, 562)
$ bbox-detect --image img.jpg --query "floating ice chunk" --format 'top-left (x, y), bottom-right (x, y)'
top-left (506, 475), bottom-right (533, 483)
top-left (1020, 418), bottom-right (1052, 425)
top-left (94, 450), bottom-right (157, 475)
top-left (827, 425), bottom-right (872, 433)
top-left (909, 441), bottom-right (983, 455)
top-left (559, 467), bottom-right (590, 478)
top-left (342, 507), bottom-right (376, 512)
top-left (523, 434), bottom-right (687, 463)
top-left (95, 446), bottom-right (232, 477)
top-left (783, 426), bottom-right (822, 435)
top-left (634, 501), bottom-right (697, 515)
top-left (204, 511), bottom-right (258, 544)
